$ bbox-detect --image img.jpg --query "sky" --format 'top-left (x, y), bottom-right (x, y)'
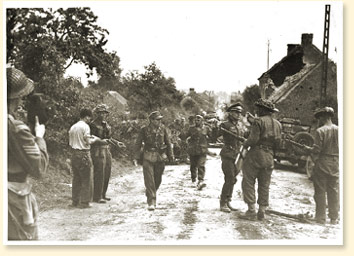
top-left (5, 1), bottom-right (343, 93)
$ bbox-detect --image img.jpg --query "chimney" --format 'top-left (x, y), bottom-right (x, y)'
top-left (301, 33), bottom-right (313, 46)
top-left (287, 44), bottom-right (297, 55)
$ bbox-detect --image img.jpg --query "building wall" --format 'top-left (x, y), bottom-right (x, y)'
top-left (275, 61), bottom-right (338, 129)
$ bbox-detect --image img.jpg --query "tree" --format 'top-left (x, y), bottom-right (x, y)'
top-left (242, 84), bottom-right (261, 114)
top-left (122, 62), bottom-right (184, 113)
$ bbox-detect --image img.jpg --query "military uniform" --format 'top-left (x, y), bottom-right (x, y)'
top-left (134, 112), bottom-right (173, 209)
top-left (240, 99), bottom-right (281, 220)
top-left (90, 104), bottom-right (112, 202)
top-left (311, 107), bottom-right (339, 224)
top-left (186, 116), bottom-right (209, 188)
top-left (7, 67), bottom-right (49, 240)
top-left (219, 118), bottom-right (245, 209)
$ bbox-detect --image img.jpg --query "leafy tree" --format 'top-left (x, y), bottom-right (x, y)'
top-left (122, 62), bottom-right (184, 113)
top-left (242, 84), bottom-right (261, 114)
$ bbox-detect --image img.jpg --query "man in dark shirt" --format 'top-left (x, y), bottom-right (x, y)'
top-left (239, 98), bottom-right (282, 221)
top-left (219, 103), bottom-right (245, 212)
top-left (133, 111), bottom-right (174, 211)
top-left (90, 104), bottom-right (113, 203)
top-left (186, 115), bottom-right (209, 190)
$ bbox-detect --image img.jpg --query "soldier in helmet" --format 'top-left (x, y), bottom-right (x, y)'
top-left (310, 107), bottom-right (339, 224)
top-left (90, 104), bottom-right (113, 203)
top-left (219, 103), bottom-right (245, 213)
top-left (239, 98), bottom-right (282, 221)
top-left (133, 111), bottom-right (174, 211)
top-left (7, 67), bottom-right (49, 240)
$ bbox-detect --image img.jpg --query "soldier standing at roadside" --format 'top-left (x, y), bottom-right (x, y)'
top-left (219, 103), bottom-right (245, 213)
top-left (310, 107), bottom-right (339, 225)
top-left (239, 98), bottom-right (282, 221)
top-left (133, 111), bottom-right (174, 211)
top-left (7, 67), bottom-right (49, 240)
top-left (186, 115), bottom-right (209, 190)
top-left (90, 104), bottom-right (113, 203)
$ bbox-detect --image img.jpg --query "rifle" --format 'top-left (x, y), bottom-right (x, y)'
top-left (107, 138), bottom-right (127, 156)
top-left (220, 127), bottom-right (246, 142)
top-left (265, 209), bottom-right (313, 224)
top-left (284, 137), bottom-right (312, 154)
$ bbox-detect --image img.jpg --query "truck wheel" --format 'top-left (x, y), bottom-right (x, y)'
top-left (292, 132), bottom-right (315, 155)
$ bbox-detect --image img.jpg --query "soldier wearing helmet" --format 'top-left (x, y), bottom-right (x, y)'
top-left (7, 67), bottom-right (49, 240)
top-left (311, 106), bottom-right (339, 225)
top-left (219, 102), bottom-right (246, 213)
top-left (239, 98), bottom-right (282, 221)
top-left (90, 104), bottom-right (113, 203)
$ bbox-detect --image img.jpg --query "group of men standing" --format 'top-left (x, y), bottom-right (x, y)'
top-left (68, 104), bottom-right (120, 208)
top-left (7, 66), bottom-right (340, 241)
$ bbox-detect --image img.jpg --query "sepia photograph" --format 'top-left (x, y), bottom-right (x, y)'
top-left (3, 0), bottom-right (343, 245)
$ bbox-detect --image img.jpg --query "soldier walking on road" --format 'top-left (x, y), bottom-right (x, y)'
top-left (310, 107), bottom-right (339, 225)
top-left (90, 104), bottom-right (113, 203)
top-left (219, 103), bottom-right (245, 213)
top-left (186, 115), bottom-right (209, 190)
top-left (68, 109), bottom-right (99, 209)
top-left (239, 98), bottom-right (282, 221)
top-left (7, 67), bottom-right (49, 240)
top-left (133, 111), bottom-right (174, 211)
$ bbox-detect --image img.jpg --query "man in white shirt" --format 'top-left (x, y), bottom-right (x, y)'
top-left (68, 109), bottom-right (99, 208)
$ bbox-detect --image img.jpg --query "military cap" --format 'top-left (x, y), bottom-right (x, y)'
top-left (93, 103), bottom-right (110, 113)
top-left (254, 98), bottom-right (279, 112)
top-left (149, 111), bottom-right (163, 120)
top-left (7, 67), bottom-right (34, 99)
top-left (195, 114), bottom-right (204, 119)
top-left (314, 106), bottom-right (334, 118)
top-left (226, 102), bottom-right (243, 113)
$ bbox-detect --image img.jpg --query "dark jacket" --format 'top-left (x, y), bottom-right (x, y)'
top-left (220, 120), bottom-right (244, 160)
top-left (186, 125), bottom-right (209, 156)
top-left (134, 124), bottom-right (174, 162)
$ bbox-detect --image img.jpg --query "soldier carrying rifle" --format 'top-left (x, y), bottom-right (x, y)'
top-left (286, 107), bottom-right (339, 225)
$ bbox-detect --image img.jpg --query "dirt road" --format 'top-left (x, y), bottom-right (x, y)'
top-left (38, 148), bottom-right (342, 244)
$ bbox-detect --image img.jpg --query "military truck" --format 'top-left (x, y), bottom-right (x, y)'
top-left (274, 117), bottom-right (315, 173)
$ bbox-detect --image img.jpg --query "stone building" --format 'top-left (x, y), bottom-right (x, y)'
top-left (258, 33), bottom-right (338, 127)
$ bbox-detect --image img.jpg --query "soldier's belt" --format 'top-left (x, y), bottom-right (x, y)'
top-left (257, 144), bottom-right (274, 151)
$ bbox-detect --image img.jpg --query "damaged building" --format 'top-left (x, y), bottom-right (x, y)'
top-left (258, 33), bottom-right (338, 127)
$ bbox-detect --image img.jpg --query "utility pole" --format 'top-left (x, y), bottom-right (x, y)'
top-left (267, 39), bottom-right (270, 70)
top-left (320, 4), bottom-right (330, 107)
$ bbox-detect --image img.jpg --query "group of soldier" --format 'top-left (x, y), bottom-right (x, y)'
top-left (7, 67), bottom-right (339, 241)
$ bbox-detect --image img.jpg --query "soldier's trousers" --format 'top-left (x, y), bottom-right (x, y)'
top-left (313, 169), bottom-right (339, 221)
top-left (71, 151), bottom-right (93, 204)
top-left (142, 159), bottom-right (165, 205)
top-left (242, 161), bottom-right (273, 207)
top-left (220, 156), bottom-right (240, 203)
top-left (189, 154), bottom-right (206, 182)
top-left (92, 148), bottom-right (112, 201)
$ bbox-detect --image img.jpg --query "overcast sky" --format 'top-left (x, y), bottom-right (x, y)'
top-left (6, 1), bottom-right (343, 93)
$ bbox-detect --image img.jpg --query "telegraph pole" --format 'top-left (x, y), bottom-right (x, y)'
top-left (267, 39), bottom-right (270, 70)
top-left (320, 4), bottom-right (330, 107)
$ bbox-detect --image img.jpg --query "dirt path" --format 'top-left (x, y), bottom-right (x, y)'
top-left (38, 148), bottom-right (341, 244)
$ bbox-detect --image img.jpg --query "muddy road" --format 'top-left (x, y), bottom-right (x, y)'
top-left (38, 148), bottom-right (341, 244)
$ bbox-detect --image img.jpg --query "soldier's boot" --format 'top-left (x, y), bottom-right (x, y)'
top-left (238, 204), bottom-right (257, 221)
top-left (227, 201), bottom-right (239, 211)
top-left (220, 200), bottom-right (231, 213)
top-left (257, 205), bottom-right (267, 220)
top-left (197, 180), bottom-right (206, 190)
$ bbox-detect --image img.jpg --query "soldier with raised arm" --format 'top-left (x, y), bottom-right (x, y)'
top-left (239, 98), bottom-right (282, 221)
top-left (7, 67), bottom-right (49, 240)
